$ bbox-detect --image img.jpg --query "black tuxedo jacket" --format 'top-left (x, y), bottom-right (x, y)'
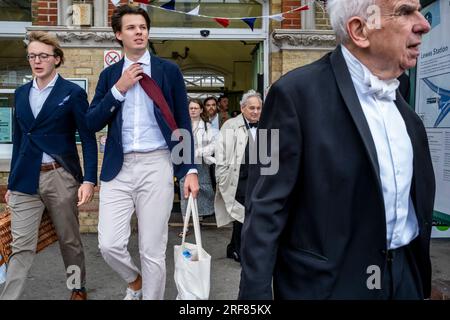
top-left (239, 46), bottom-right (435, 299)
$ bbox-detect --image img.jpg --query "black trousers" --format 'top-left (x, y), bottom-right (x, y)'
top-left (381, 245), bottom-right (424, 300)
top-left (227, 221), bottom-right (243, 258)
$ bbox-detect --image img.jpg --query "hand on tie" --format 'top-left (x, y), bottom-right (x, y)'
top-left (115, 63), bottom-right (144, 95)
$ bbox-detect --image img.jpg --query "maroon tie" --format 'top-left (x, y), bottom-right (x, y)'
top-left (139, 73), bottom-right (181, 140)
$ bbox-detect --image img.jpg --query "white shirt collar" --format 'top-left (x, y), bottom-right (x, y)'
top-left (124, 50), bottom-right (150, 67)
top-left (32, 73), bottom-right (59, 91)
top-left (341, 45), bottom-right (399, 101)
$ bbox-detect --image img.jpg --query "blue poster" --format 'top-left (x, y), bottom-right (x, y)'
top-left (0, 108), bottom-right (12, 143)
top-left (416, 0), bottom-right (450, 230)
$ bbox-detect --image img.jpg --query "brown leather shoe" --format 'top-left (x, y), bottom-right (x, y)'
top-left (70, 290), bottom-right (87, 300)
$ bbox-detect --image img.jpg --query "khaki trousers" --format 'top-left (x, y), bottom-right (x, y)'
top-left (0, 167), bottom-right (85, 300)
top-left (98, 150), bottom-right (174, 300)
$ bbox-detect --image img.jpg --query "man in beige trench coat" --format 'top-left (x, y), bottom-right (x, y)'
top-left (214, 90), bottom-right (262, 262)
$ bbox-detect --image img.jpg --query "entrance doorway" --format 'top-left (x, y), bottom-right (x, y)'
top-left (150, 39), bottom-right (264, 113)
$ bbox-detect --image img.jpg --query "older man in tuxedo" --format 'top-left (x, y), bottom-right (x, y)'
top-left (239, 0), bottom-right (435, 299)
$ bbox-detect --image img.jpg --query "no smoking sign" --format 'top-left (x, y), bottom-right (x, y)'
top-left (104, 50), bottom-right (122, 69)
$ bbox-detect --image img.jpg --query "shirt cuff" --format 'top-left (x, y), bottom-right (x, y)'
top-left (111, 85), bottom-right (126, 102)
top-left (187, 169), bottom-right (198, 175)
top-left (83, 181), bottom-right (95, 185)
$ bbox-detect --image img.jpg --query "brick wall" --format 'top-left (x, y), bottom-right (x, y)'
top-left (108, 0), bottom-right (129, 26)
top-left (315, 1), bottom-right (332, 30)
top-left (32, 0), bottom-right (131, 27)
top-left (281, 0), bottom-right (301, 29)
top-left (270, 0), bottom-right (282, 31)
top-left (33, 0), bottom-right (58, 26)
top-left (58, 48), bottom-right (106, 101)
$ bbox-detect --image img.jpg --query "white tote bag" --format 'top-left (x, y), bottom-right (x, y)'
top-left (174, 195), bottom-right (211, 300)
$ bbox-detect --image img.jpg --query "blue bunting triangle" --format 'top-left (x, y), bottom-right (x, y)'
top-left (241, 17), bottom-right (256, 31)
top-left (161, 0), bottom-right (175, 11)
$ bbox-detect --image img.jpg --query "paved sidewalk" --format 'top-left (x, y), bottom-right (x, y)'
top-left (1, 222), bottom-right (241, 300)
top-left (1, 217), bottom-right (449, 300)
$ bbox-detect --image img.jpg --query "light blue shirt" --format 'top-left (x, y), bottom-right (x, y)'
top-left (111, 50), bottom-right (167, 154)
top-left (210, 114), bottom-right (219, 131)
top-left (342, 45), bottom-right (419, 250)
top-left (29, 73), bottom-right (94, 184)
top-left (29, 73), bottom-right (59, 164)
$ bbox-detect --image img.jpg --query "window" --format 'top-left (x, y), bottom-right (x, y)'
top-left (0, 0), bottom-right (31, 21)
top-left (184, 71), bottom-right (225, 89)
top-left (0, 40), bottom-right (31, 154)
top-left (0, 40), bottom-right (32, 89)
top-left (148, 0), bottom-right (263, 29)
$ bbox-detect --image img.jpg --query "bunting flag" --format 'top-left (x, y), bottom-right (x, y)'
top-left (109, 0), bottom-right (315, 31)
top-left (187, 5), bottom-right (200, 16)
top-left (241, 18), bottom-right (256, 31)
top-left (161, 0), bottom-right (176, 11)
top-left (269, 14), bottom-right (285, 22)
top-left (214, 18), bottom-right (230, 28)
top-left (293, 5), bottom-right (309, 13)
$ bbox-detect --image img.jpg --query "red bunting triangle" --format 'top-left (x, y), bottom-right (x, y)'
top-left (214, 18), bottom-right (230, 28)
top-left (133, 0), bottom-right (150, 3)
top-left (292, 5), bottom-right (309, 12)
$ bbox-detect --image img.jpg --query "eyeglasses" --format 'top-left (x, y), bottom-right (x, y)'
top-left (27, 53), bottom-right (56, 61)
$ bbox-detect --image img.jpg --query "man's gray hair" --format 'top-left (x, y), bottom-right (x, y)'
top-left (327, 0), bottom-right (377, 44)
top-left (240, 89), bottom-right (262, 108)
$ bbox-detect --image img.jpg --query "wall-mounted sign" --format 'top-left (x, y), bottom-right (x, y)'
top-left (67, 78), bottom-right (88, 94)
top-left (416, 0), bottom-right (450, 233)
top-left (67, 78), bottom-right (88, 144)
top-left (104, 50), bottom-right (122, 69)
top-left (0, 107), bottom-right (12, 143)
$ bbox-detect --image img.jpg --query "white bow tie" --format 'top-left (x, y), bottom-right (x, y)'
top-left (363, 71), bottom-right (399, 102)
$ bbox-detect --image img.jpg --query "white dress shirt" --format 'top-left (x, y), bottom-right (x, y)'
top-left (342, 45), bottom-right (419, 250)
top-left (111, 50), bottom-right (167, 154)
top-left (29, 73), bottom-right (59, 164)
top-left (243, 117), bottom-right (257, 140)
top-left (111, 51), bottom-right (197, 176)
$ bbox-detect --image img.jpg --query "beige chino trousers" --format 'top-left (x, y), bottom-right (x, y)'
top-left (0, 167), bottom-right (85, 300)
top-left (98, 150), bottom-right (174, 300)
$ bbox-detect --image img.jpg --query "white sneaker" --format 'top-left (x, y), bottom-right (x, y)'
top-left (123, 287), bottom-right (142, 300)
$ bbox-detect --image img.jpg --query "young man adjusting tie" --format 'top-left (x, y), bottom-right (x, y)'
top-left (87, 5), bottom-right (198, 300)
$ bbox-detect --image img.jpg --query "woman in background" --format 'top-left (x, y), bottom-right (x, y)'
top-left (178, 99), bottom-right (218, 237)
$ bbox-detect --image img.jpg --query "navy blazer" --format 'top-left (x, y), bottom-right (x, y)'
top-left (87, 54), bottom-right (195, 181)
top-left (8, 76), bottom-right (98, 195)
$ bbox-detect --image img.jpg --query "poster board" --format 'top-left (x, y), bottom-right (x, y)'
top-left (416, 0), bottom-right (450, 235)
top-left (0, 108), bottom-right (12, 143)
top-left (67, 78), bottom-right (88, 144)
